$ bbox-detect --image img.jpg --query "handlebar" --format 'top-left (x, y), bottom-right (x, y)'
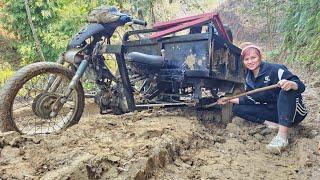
top-left (132, 19), bottom-right (147, 26)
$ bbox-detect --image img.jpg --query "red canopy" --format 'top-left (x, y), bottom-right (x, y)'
top-left (151, 12), bottom-right (230, 42)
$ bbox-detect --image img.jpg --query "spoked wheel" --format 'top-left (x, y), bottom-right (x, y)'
top-left (0, 62), bottom-right (84, 135)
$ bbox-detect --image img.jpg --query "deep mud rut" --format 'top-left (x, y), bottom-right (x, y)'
top-left (0, 72), bottom-right (320, 180)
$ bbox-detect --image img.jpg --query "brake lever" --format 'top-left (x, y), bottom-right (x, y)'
top-left (127, 23), bottom-right (142, 41)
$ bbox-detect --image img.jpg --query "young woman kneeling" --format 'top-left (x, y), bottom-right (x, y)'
top-left (218, 44), bottom-right (308, 153)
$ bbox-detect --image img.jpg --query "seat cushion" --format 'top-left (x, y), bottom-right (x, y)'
top-left (127, 52), bottom-right (165, 68)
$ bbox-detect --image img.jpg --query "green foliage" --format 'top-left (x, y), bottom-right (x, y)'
top-left (238, 0), bottom-right (286, 47)
top-left (0, 0), bottom-right (160, 66)
top-left (2, 0), bottom-right (318, 69)
top-left (280, 0), bottom-right (320, 68)
top-left (0, 0), bottom-right (125, 65)
top-left (1, 0), bottom-right (61, 64)
top-left (246, 0), bottom-right (319, 68)
top-left (130, 0), bottom-right (157, 15)
top-left (0, 62), bottom-right (13, 88)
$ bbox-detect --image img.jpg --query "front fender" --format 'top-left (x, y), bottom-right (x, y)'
top-left (67, 23), bottom-right (106, 49)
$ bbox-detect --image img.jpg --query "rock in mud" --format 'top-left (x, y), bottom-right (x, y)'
top-left (103, 166), bottom-right (119, 179)
top-left (212, 136), bottom-right (226, 143)
top-left (107, 155), bottom-right (121, 163)
top-left (248, 125), bottom-right (267, 135)
top-left (0, 131), bottom-right (23, 147)
top-left (180, 155), bottom-right (191, 163)
top-left (0, 139), bottom-right (3, 148)
top-left (226, 123), bottom-right (242, 135)
top-left (260, 128), bottom-right (274, 136)
top-left (41, 153), bottom-right (93, 180)
top-left (231, 117), bottom-right (249, 127)
top-left (86, 155), bottom-right (119, 179)
top-left (253, 133), bottom-right (264, 142)
top-left (22, 135), bottom-right (42, 144)
top-left (125, 149), bottom-right (135, 159)
top-left (311, 80), bottom-right (320, 87)
top-left (295, 138), bottom-right (318, 168)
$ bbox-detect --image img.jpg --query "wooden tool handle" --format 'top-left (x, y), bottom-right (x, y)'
top-left (203, 84), bottom-right (279, 108)
top-left (225, 84), bottom-right (279, 101)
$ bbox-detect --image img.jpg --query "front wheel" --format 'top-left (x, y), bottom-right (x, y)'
top-left (0, 62), bottom-right (85, 134)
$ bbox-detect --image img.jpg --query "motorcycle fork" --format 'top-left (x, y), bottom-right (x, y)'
top-left (45, 55), bottom-right (64, 92)
top-left (50, 59), bottom-right (89, 117)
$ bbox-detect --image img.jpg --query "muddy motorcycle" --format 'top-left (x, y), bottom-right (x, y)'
top-left (0, 7), bottom-right (245, 135)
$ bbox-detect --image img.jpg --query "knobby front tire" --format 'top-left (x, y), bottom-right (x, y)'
top-left (0, 62), bottom-right (85, 134)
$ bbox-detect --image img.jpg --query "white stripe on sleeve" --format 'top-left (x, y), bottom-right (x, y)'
top-left (278, 68), bottom-right (285, 81)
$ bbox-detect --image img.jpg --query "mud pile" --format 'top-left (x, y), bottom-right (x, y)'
top-left (152, 117), bottom-right (320, 179)
top-left (0, 107), bottom-right (204, 179)
top-left (151, 69), bottom-right (320, 179)
top-left (0, 70), bottom-right (320, 179)
top-left (1, 96), bottom-right (319, 180)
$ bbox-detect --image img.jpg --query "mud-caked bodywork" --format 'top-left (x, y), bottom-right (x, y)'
top-left (106, 13), bottom-right (245, 113)
top-left (124, 29), bottom-right (244, 92)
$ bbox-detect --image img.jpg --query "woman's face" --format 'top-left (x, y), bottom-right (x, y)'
top-left (242, 48), bottom-right (261, 71)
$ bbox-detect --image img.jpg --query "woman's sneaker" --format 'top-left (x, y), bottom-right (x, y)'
top-left (266, 135), bottom-right (288, 154)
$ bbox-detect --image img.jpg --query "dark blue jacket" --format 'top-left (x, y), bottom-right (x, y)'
top-left (239, 61), bottom-right (305, 105)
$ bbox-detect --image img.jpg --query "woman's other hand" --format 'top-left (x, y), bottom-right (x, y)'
top-left (278, 79), bottom-right (298, 91)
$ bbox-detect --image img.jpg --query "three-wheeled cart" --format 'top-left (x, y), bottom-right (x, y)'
top-left (105, 12), bottom-right (245, 122)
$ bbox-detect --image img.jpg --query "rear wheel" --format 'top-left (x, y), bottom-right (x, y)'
top-left (0, 62), bottom-right (85, 134)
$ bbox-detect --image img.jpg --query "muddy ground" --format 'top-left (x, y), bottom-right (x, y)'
top-left (0, 68), bottom-right (319, 179)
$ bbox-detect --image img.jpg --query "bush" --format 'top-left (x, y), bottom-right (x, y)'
top-left (0, 0), bottom-right (123, 65)
top-left (280, 0), bottom-right (320, 68)
top-left (0, 62), bottom-right (13, 88)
